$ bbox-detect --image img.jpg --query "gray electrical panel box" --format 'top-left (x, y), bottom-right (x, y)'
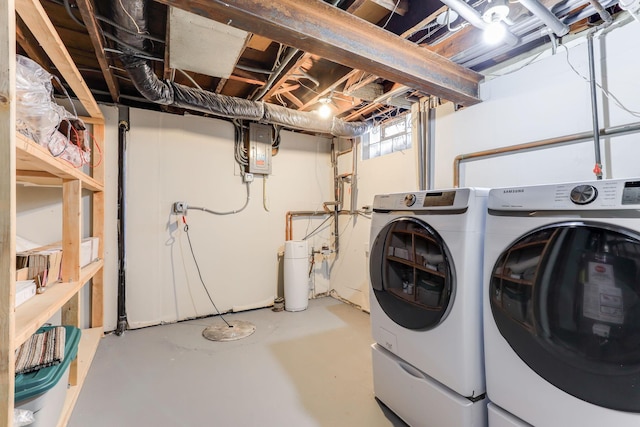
top-left (247, 122), bottom-right (272, 175)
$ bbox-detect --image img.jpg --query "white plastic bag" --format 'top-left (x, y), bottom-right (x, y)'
top-left (15, 55), bottom-right (69, 145)
top-left (13, 408), bottom-right (35, 426)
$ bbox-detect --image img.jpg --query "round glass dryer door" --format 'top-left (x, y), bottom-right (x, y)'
top-left (489, 222), bottom-right (640, 412)
top-left (370, 217), bottom-right (455, 330)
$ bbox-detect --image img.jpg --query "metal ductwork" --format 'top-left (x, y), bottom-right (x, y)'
top-left (112, 0), bottom-right (370, 137)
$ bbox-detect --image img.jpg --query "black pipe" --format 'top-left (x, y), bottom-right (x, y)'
top-left (116, 106), bottom-right (130, 336)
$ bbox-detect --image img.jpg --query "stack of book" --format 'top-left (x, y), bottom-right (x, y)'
top-left (16, 247), bottom-right (62, 292)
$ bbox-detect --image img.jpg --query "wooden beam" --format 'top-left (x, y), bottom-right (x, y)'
top-left (164, 9), bottom-right (172, 80)
top-left (260, 53), bottom-right (314, 102)
top-left (347, 0), bottom-right (404, 22)
top-left (16, 18), bottom-right (48, 70)
top-left (260, 0), bottom-right (397, 107)
top-left (247, 34), bottom-right (272, 51)
top-left (76, 0), bottom-right (120, 103)
top-left (272, 84), bottom-right (300, 96)
top-left (299, 68), bottom-right (361, 111)
top-left (15, 0), bottom-right (103, 119)
top-left (227, 74), bottom-right (265, 86)
top-left (343, 102), bottom-right (387, 122)
top-left (427, 26), bottom-right (479, 59)
top-left (281, 91), bottom-right (304, 108)
top-left (90, 122), bottom-right (104, 328)
top-left (155, 0), bottom-right (483, 106)
top-left (61, 178), bottom-right (81, 383)
top-left (400, 5), bottom-right (448, 39)
top-left (344, 74), bottom-right (379, 95)
top-left (302, 4), bottom-right (449, 118)
top-left (16, 17), bottom-right (65, 93)
top-left (0, 0), bottom-right (16, 424)
top-left (369, 0), bottom-right (409, 15)
top-left (215, 77), bottom-right (227, 94)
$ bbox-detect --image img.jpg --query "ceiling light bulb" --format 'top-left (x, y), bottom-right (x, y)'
top-left (317, 103), bottom-right (333, 119)
top-left (484, 21), bottom-right (507, 45)
top-left (482, 0), bottom-right (510, 22)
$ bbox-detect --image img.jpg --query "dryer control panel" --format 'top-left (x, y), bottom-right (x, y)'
top-left (489, 178), bottom-right (640, 211)
top-left (373, 188), bottom-right (471, 211)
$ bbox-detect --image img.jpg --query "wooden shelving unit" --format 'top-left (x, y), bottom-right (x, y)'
top-left (1, 1), bottom-right (106, 426)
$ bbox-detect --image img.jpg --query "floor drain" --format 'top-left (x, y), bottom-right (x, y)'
top-left (202, 320), bottom-right (256, 342)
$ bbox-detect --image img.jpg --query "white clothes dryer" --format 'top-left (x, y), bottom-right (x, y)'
top-left (369, 188), bottom-right (488, 427)
top-left (484, 178), bottom-right (640, 427)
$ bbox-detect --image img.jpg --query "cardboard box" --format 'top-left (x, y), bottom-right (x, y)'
top-left (80, 237), bottom-right (99, 267)
top-left (16, 267), bottom-right (29, 281)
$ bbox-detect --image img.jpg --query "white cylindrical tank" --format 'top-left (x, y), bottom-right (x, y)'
top-left (284, 240), bottom-right (309, 312)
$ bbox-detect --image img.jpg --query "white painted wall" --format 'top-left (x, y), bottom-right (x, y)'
top-left (435, 21), bottom-right (640, 188)
top-left (330, 137), bottom-right (418, 311)
top-left (124, 109), bottom-right (333, 328)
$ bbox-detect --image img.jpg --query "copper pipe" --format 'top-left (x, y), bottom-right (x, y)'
top-left (285, 210), bottom-right (354, 241)
top-left (285, 211), bottom-right (330, 241)
top-left (453, 121), bottom-right (640, 187)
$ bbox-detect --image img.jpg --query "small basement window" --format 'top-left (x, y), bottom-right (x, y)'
top-left (362, 113), bottom-right (412, 160)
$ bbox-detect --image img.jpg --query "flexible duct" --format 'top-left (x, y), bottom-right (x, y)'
top-left (112, 0), bottom-right (370, 137)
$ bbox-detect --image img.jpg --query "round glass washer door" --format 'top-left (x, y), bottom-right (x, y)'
top-left (370, 217), bottom-right (455, 330)
top-left (489, 221), bottom-right (640, 412)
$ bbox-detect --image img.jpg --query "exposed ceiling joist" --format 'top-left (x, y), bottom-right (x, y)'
top-left (15, 0), bottom-right (103, 119)
top-left (75, 0), bottom-right (119, 102)
top-left (153, 0), bottom-right (484, 106)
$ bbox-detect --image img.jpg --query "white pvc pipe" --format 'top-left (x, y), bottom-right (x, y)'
top-left (439, 0), bottom-right (520, 46)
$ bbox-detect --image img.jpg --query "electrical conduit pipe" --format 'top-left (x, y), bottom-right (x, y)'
top-left (453, 121), bottom-right (640, 187)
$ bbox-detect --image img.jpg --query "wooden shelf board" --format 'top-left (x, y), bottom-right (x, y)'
top-left (494, 273), bottom-right (534, 286)
top-left (16, 134), bottom-right (103, 192)
top-left (387, 256), bottom-right (446, 277)
top-left (14, 260), bottom-right (104, 348)
top-left (56, 327), bottom-right (103, 427)
top-left (387, 287), bottom-right (443, 310)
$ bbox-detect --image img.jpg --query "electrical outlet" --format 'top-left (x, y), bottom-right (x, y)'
top-left (173, 201), bottom-right (188, 215)
top-left (244, 173), bottom-right (254, 183)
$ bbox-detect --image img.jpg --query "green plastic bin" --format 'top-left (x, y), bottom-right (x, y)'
top-left (15, 325), bottom-right (81, 427)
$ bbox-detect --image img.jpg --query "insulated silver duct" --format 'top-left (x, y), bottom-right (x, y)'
top-left (112, 0), bottom-right (370, 137)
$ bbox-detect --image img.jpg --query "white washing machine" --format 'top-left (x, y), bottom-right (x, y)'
top-left (483, 178), bottom-right (640, 427)
top-left (369, 188), bottom-right (489, 427)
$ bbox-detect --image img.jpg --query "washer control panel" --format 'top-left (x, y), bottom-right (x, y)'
top-left (570, 184), bottom-right (598, 205)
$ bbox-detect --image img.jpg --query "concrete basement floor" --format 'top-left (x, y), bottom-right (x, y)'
top-left (69, 297), bottom-right (407, 427)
